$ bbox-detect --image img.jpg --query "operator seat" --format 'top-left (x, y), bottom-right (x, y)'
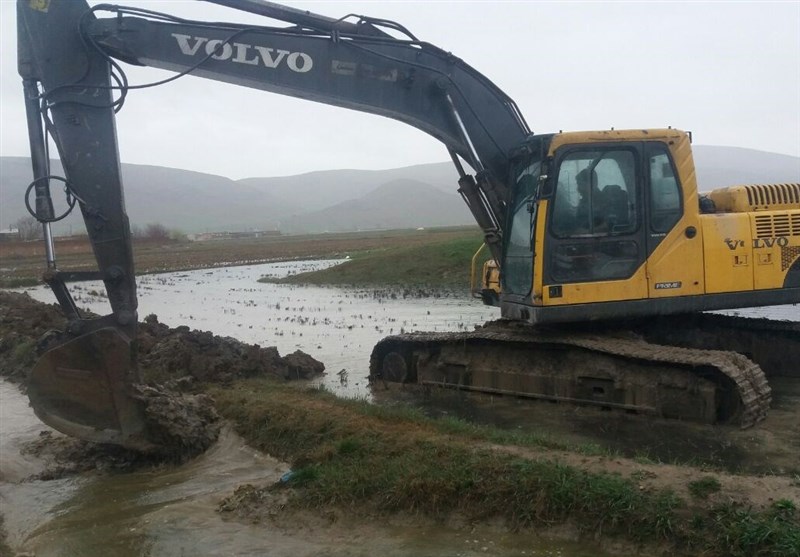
top-left (601, 184), bottom-right (630, 230)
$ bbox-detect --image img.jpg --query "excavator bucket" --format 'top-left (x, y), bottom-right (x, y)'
top-left (27, 328), bottom-right (155, 452)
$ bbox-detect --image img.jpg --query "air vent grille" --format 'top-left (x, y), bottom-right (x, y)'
top-left (754, 213), bottom-right (800, 238)
top-left (745, 183), bottom-right (800, 207)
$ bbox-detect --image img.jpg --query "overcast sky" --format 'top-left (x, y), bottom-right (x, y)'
top-left (1, 0), bottom-right (798, 179)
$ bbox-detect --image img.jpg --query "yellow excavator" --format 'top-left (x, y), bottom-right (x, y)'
top-left (16, 0), bottom-right (799, 450)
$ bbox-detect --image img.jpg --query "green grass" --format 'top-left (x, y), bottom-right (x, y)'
top-left (688, 476), bottom-right (722, 500)
top-left (10, 339), bottom-right (36, 366)
top-left (0, 277), bottom-right (41, 288)
top-left (696, 500), bottom-right (800, 557)
top-left (210, 378), bottom-right (800, 555)
top-left (263, 231), bottom-right (489, 289)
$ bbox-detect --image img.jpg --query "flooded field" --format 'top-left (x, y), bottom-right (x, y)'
top-left (21, 259), bottom-right (497, 398)
top-left (2, 260), bottom-right (798, 556)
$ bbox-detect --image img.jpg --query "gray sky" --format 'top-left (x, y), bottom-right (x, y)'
top-left (1, 0), bottom-right (799, 179)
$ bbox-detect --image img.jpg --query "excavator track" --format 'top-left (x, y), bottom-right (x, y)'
top-left (370, 319), bottom-right (777, 428)
top-left (630, 313), bottom-right (800, 378)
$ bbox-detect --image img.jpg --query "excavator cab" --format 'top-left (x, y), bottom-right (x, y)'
top-left (500, 131), bottom-right (800, 325)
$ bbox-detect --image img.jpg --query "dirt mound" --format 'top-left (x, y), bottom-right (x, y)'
top-left (0, 291), bottom-right (325, 387)
top-left (0, 291), bottom-right (65, 382)
top-left (134, 385), bottom-right (221, 456)
top-left (138, 314), bottom-right (325, 384)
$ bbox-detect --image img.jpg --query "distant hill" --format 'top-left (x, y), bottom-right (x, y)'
top-left (279, 179), bottom-right (471, 234)
top-left (237, 162), bottom-right (457, 212)
top-left (1, 145), bottom-right (797, 236)
top-left (691, 145), bottom-right (800, 190)
top-left (0, 157), bottom-right (297, 236)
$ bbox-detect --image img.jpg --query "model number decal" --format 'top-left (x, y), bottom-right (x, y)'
top-left (655, 281), bottom-right (682, 290)
top-left (725, 237), bottom-right (788, 250)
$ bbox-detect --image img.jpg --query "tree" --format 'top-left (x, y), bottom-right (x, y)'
top-left (143, 222), bottom-right (170, 241)
top-left (14, 216), bottom-right (43, 241)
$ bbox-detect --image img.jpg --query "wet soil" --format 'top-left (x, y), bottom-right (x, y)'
top-left (387, 380), bottom-right (800, 478)
top-left (0, 291), bottom-right (324, 385)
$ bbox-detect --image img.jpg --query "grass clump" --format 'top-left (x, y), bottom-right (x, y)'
top-left (696, 500), bottom-right (799, 556)
top-left (10, 339), bottom-right (36, 366)
top-left (688, 476), bottom-right (722, 500)
top-left (0, 277), bottom-right (40, 288)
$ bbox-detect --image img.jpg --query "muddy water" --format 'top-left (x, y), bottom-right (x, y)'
top-left (3, 262), bottom-right (614, 556)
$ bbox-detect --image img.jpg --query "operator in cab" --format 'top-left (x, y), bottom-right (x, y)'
top-left (574, 167), bottom-right (606, 233)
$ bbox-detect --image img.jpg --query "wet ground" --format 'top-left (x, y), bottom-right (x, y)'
top-left (2, 260), bottom-right (798, 556)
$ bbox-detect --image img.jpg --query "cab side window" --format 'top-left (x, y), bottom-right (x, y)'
top-left (547, 148), bottom-right (641, 283)
top-left (647, 145), bottom-right (682, 233)
top-left (551, 150), bottom-right (637, 237)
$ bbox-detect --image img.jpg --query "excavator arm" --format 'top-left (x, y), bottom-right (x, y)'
top-left (16, 0), bottom-right (530, 449)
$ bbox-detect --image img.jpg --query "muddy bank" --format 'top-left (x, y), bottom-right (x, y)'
top-left (138, 313), bottom-right (324, 385)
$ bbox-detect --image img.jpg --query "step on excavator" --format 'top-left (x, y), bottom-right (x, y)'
top-left (15, 0), bottom-right (800, 450)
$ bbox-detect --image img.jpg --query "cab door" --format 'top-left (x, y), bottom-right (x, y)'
top-left (643, 142), bottom-right (705, 297)
top-left (542, 144), bottom-right (649, 305)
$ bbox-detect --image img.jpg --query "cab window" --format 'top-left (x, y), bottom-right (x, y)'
top-left (647, 145), bottom-right (682, 233)
top-left (551, 150), bottom-right (637, 237)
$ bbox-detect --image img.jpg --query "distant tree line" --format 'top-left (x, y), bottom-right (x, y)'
top-left (131, 223), bottom-right (185, 242)
top-left (14, 216), bottom-right (43, 241)
top-left (11, 216), bottom-right (183, 242)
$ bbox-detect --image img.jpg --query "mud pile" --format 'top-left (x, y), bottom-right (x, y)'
top-left (0, 291), bottom-right (325, 386)
top-left (133, 384), bottom-right (222, 456)
top-left (139, 314), bottom-right (325, 385)
top-left (0, 291), bottom-right (65, 382)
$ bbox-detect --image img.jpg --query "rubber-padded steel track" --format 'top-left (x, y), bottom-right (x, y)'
top-left (370, 320), bottom-right (773, 428)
